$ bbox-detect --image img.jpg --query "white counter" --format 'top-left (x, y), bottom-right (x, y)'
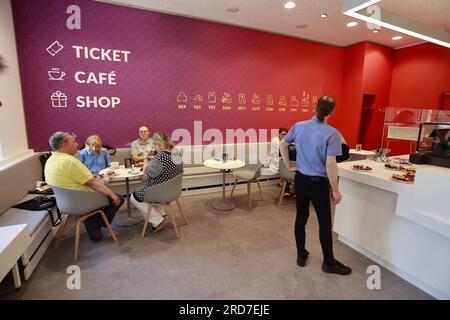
top-left (334, 157), bottom-right (450, 299)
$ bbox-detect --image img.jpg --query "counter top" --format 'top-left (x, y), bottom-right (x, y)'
top-left (338, 156), bottom-right (450, 239)
top-left (335, 156), bottom-right (450, 298)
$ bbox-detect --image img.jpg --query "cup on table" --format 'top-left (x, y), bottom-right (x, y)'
top-left (110, 161), bottom-right (120, 170)
top-left (356, 144), bottom-right (362, 152)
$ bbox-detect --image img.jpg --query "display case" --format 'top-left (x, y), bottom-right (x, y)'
top-left (409, 122), bottom-right (450, 168)
top-left (379, 107), bottom-right (450, 156)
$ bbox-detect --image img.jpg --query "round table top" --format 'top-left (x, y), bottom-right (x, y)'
top-left (349, 149), bottom-right (376, 156)
top-left (99, 167), bottom-right (143, 181)
top-left (203, 158), bottom-right (246, 170)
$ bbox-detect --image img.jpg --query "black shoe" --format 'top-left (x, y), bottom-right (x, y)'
top-left (322, 259), bottom-right (352, 275)
top-left (297, 249), bottom-right (310, 267)
top-left (84, 219), bottom-right (103, 243)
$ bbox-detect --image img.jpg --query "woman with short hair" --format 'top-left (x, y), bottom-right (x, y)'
top-left (79, 134), bottom-right (111, 175)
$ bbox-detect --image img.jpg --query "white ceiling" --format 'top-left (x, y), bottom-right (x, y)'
top-left (98, 0), bottom-right (450, 49)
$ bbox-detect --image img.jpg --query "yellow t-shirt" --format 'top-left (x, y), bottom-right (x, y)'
top-left (44, 152), bottom-right (93, 191)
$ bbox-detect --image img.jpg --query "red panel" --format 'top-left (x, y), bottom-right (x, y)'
top-left (360, 43), bottom-right (394, 151)
top-left (389, 43), bottom-right (450, 109)
top-left (333, 44), bottom-right (365, 148)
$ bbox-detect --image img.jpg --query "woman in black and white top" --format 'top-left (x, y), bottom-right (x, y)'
top-left (131, 132), bottom-right (183, 231)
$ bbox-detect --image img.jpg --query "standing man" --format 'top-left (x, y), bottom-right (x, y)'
top-left (45, 132), bottom-right (124, 242)
top-left (280, 95), bottom-right (351, 275)
top-left (131, 125), bottom-right (155, 164)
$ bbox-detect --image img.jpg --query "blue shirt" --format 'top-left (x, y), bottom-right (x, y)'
top-left (78, 149), bottom-right (111, 175)
top-left (284, 116), bottom-right (342, 177)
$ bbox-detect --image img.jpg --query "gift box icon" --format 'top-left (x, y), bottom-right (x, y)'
top-left (51, 90), bottom-right (68, 108)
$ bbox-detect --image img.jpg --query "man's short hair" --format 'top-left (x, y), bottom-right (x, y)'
top-left (279, 127), bottom-right (288, 134)
top-left (49, 132), bottom-right (70, 151)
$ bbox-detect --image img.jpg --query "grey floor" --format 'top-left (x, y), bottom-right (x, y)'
top-left (2, 184), bottom-right (432, 299)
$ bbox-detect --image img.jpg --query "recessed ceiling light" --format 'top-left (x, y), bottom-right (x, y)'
top-left (284, 2), bottom-right (296, 9)
top-left (296, 24), bottom-right (308, 29)
top-left (373, 30), bottom-right (379, 33)
top-left (392, 35), bottom-right (403, 40)
top-left (346, 22), bottom-right (358, 27)
top-left (321, 13), bottom-right (328, 18)
top-left (226, 7), bottom-right (239, 13)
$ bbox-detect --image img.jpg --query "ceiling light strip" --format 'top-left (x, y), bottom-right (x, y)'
top-left (348, 11), bottom-right (450, 48)
top-left (342, 0), bottom-right (450, 48)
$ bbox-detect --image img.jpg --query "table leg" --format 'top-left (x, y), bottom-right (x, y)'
top-left (12, 263), bottom-right (21, 289)
top-left (115, 177), bottom-right (145, 227)
top-left (212, 170), bottom-right (236, 211)
top-left (126, 177), bottom-right (131, 216)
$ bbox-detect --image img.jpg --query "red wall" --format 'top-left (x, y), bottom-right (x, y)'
top-left (335, 42), bottom-right (394, 151)
top-left (333, 43), bottom-right (365, 148)
top-left (340, 42), bottom-right (449, 156)
top-left (360, 43), bottom-right (394, 151)
top-left (390, 43), bottom-right (450, 109)
top-left (388, 43), bottom-right (450, 155)
top-left (12, 0), bottom-right (345, 150)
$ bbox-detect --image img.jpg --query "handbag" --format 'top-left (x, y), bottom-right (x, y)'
top-left (12, 196), bottom-right (62, 226)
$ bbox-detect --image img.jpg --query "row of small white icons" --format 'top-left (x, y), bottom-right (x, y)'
top-left (47, 41), bottom-right (66, 81)
top-left (47, 42), bottom-right (66, 81)
top-left (47, 42), bottom-right (66, 106)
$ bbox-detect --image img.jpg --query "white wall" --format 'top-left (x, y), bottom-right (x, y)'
top-left (0, 0), bottom-right (32, 167)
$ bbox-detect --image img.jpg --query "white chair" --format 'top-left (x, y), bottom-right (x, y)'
top-left (229, 164), bottom-right (264, 208)
top-left (52, 186), bottom-right (118, 261)
top-left (140, 174), bottom-right (188, 239)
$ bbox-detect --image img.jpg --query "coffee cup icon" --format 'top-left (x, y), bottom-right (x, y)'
top-left (48, 68), bottom-right (65, 81)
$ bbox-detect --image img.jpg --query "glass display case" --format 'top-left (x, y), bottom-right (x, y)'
top-left (379, 107), bottom-right (450, 157)
top-left (409, 122), bottom-right (450, 168)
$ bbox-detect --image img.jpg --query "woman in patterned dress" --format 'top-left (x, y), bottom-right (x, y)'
top-left (131, 132), bottom-right (183, 231)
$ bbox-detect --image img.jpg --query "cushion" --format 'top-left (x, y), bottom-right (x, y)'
top-left (183, 166), bottom-right (221, 176)
top-left (0, 195), bottom-right (50, 236)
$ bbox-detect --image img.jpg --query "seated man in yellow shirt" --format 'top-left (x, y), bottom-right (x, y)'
top-left (45, 132), bottom-right (124, 242)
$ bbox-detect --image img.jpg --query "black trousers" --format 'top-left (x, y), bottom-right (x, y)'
top-left (85, 195), bottom-right (124, 228)
top-left (294, 172), bottom-right (335, 264)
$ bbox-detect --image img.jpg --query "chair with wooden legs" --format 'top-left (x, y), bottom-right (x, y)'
top-left (278, 160), bottom-right (296, 205)
top-left (52, 186), bottom-right (118, 261)
top-left (139, 174), bottom-right (188, 239)
top-left (229, 163), bottom-right (264, 208)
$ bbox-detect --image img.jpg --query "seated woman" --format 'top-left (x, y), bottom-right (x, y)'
top-left (131, 132), bottom-right (183, 231)
top-left (78, 134), bottom-right (111, 175)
